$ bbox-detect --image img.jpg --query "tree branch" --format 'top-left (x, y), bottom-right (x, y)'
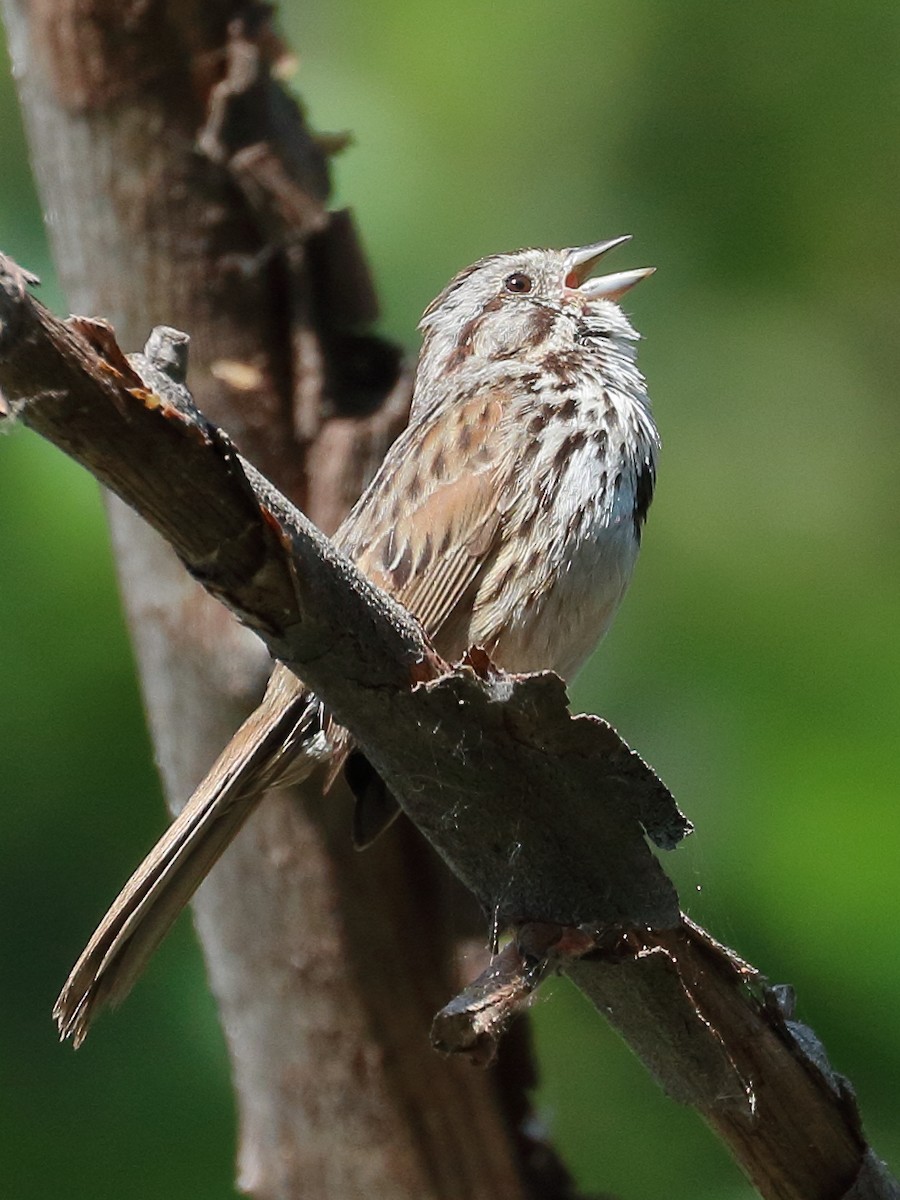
top-left (1, 263), bottom-right (895, 1200)
top-left (0, 276), bottom-right (688, 932)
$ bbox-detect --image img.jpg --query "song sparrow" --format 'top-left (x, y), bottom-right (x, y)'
top-left (55, 237), bottom-right (658, 1044)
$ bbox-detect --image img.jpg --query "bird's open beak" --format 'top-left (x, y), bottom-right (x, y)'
top-left (564, 237), bottom-right (655, 301)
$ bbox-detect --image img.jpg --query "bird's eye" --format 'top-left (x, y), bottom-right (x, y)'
top-left (503, 272), bottom-right (533, 294)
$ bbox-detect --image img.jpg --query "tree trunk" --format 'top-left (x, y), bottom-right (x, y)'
top-left (1, 3), bottom-right (533, 1196)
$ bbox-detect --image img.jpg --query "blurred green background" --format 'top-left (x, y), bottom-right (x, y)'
top-left (1, 2), bottom-right (898, 1197)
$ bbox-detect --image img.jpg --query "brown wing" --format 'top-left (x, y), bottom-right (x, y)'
top-left (328, 387), bottom-right (514, 836)
top-left (336, 387), bottom-right (511, 654)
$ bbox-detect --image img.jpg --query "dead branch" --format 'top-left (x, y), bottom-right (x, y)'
top-left (1, 265), bottom-right (895, 1200)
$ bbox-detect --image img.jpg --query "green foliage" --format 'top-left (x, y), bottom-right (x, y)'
top-left (1, 3), bottom-right (897, 1196)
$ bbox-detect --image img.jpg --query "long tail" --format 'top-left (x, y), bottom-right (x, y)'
top-left (54, 667), bottom-right (330, 1046)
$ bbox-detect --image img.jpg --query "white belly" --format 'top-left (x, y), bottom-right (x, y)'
top-left (472, 440), bottom-right (641, 680)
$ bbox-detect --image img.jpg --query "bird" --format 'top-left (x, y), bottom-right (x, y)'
top-left (55, 236), bottom-right (659, 1045)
